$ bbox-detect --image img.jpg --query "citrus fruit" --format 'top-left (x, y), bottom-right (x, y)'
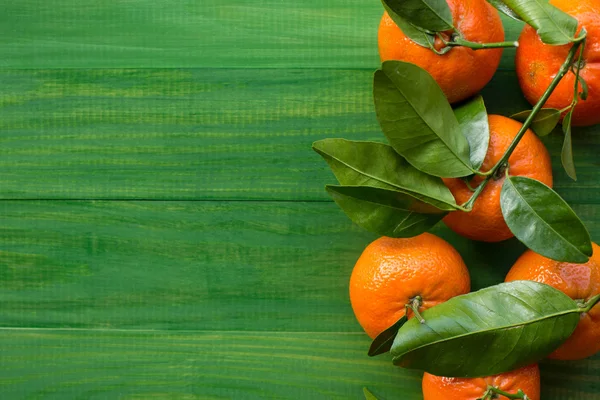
top-left (505, 243), bottom-right (600, 360)
top-left (349, 233), bottom-right (470, 339)
top-left (515, 0), bottom-right (600, 127)
top-left (422, 364), bottom-right (540, 400)
top-left (442, 115), bottom-right (553, 243)
top-left (378, 0), bottom-right (505, 103)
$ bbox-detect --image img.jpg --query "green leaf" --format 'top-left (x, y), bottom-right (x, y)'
top-left (500, 176), bottom-right (592, 263)
top-left (486, 0), bottom-right (523, 21)
top-left (368, 316), bottom-right (408, 357)
top-left (561, 109), bottom-right (577, 180)
top-left (312, 139), bottom-right (458, 211)
top-left (374, 61), bottom-right (474, 178)
top-left (382, 0), bottom-right (453, 33)
top-left (510, 108), bottom-right (561, 137)
top-left (390, 281), bottom-right (581, 377)
top-left (383, 3), bottom-right (436, 49)
top-left (454, 96), bottom-right (489, 170)
top-left (326, 185), bottom-right (446, 238)
top-left (500, 0), bottom-right (578, 45)
top-left (363, 387), bottom-right (380, 400)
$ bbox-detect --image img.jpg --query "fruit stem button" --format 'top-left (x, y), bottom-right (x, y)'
top-left (479, 386), bottom-right (530, 400)
top-left (406, 296), bottom-right (426, 324)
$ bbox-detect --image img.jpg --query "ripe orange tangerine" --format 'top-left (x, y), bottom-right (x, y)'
top-left (349, 234), bottom-right (470, 339)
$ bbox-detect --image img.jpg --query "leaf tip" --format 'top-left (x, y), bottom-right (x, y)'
top-left (311, 139), bottom-right (325, 151)
top-left (312, 138), bottom-right (340, 155)
top-left (363, 387), bottom-right (377, 400)
top-left (324, 184), bottom-right (339, 196)
top-left (367, 341), bottom-right (387, 357)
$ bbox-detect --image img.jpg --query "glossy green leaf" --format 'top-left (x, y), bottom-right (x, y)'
top-left (454, 96), bottom-right (490, 170)
top-left (391, 281), bottom-right (581, 377)
top-left (501, 0), bottom-right (578, 45)
top-left (382, 0), bottom-right (453, 32)
top-left (368, 316), bottom-right (408, 357)
top-left (561, 109), bottom-right (577, 181)
top-left (312, 139), bottom-right (458, 211)
top-left (326, 185), bottom-right (446, 238)
top-left (363, 387), bottom-right (380, 400)
top-left (374, 61), bottom-right (474, 178)
top-left (383, 3), bottom-right (436, 49)
top-left (511, 108), bottom-right (561, 137)
top-left (486, 0), bottom-right (523, 21)
top-left (501, 176), bottom-right (592, 263)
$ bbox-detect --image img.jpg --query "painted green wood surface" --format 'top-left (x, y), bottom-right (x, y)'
top-left (0, 1), bottom-right (521, 69)
top-left (0, 330), bottom-right (597, 399)
top-left (0, 201), bottom-right (599, 398)
top-left (0, 69), bottom-right (598, 201)
top-left (6, 200), bottom-right (590, 330)
top-left (1, 0), bottom-right (599, 399)
top-left (0, 331), bottom-right (422, 399)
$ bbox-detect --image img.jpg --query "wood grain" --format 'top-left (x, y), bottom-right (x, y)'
top-left (0, 200), bottom-right (597, 331)
top-left (0, 1), bottom-right (522, 69)
top-left (0, 330), bottom-right (421, 400)
top-left (0, 201), bottom-right (369, 331)
top-left (0, 330), bottom-right (597, 400)
top-left (0, 69), bottom-right (597, 202)
top-left (2, 1), bottom-right (599, 398)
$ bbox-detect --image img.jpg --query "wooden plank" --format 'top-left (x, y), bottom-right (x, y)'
top-left (0, 200), bottom-right (597, 330)
top-left (0, 200), bottom-right (371, 330)
top-left (0, 69), bottom-right (597, 202)
top-left (0, 329), bottom-right (597, 399)
top-left (0, 1), bottom-right (522, 69)
top-left (0, 68), bottom-right (376, 200)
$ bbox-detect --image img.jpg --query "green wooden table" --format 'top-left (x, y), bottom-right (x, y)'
top-left (0, 1), bottom-right (598, 398)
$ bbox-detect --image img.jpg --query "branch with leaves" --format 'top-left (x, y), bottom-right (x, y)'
top-left (315, 0), bottom-right (600, 392)
top-left (382, 0), bottom-right (519, 53)
top-left (314, 0), bottom-right (593, 265)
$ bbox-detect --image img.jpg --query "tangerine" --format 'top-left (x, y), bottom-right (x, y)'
top-left (378, 0), bottom-right (505, 103)
top-left (349, 233), bottom-right (470, 339)
top-left (422, 364), bottom-right (540, 400)
top-left (505, 244), bottom-right (600, 360)
top-left (516, 0), bottom-right (600, 127)
top-left (442, 115), bottom-right (553, 242)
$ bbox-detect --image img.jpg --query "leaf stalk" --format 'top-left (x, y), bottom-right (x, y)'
top-left (463, 176), bottom-right (477, 192)
top-left (571, 36), bottom-right (587, 107)
top-left (581, 293), bottom-right (600, 313)
top-left (450, 36), bottom-right (519, 50)
top-left (461, 174), bottom-right (488, 210)
top-left (436, 33), bottom-right (518, 52)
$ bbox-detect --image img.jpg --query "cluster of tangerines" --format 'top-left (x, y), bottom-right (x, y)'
top-left (346, 0), bottom-right (600, 399)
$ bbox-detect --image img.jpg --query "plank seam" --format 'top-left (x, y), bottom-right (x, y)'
top-left (0, 327), bottom-right (365, 334)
